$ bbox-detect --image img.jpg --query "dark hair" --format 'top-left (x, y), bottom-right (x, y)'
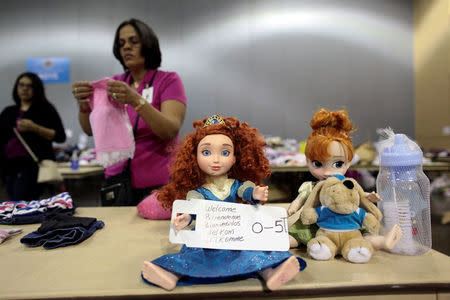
top-left (12, 72), bottom-right (48, 105)
top-left (113, 18), bottom-right (162, 70)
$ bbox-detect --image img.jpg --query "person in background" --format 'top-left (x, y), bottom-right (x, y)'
top-left (0, 72), bottom-right (66, 201)
top-left (72, 18), bottom-right (187, 205)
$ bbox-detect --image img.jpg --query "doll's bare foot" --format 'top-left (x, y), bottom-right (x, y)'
top-left (260, 256), bottom-right (300, 291)
top-left (142, 261), bottom-right (179, 290)
top-left (289, 235), bottom-right (299, 248)
top-left (347, 247), bottom-right (372, 263)
top-left (383, 224), bottom-right (403, 250)
top-left (309, 242), bottom-right (332, 260)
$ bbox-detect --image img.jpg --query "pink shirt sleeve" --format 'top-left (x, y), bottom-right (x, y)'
top-left (156, 72), bottom-right (187, 105)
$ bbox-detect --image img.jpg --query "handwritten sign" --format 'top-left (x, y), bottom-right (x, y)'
top-left (169, 199), bottom-right (289, 251)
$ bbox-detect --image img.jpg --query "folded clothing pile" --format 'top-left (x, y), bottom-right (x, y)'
top-left (0, 193), bottom-right (75, 225)
top-left (21, 213), bottom-right (104, 249)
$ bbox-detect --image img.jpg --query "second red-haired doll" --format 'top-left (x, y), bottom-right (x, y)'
top-left (287, 109), bottom-right (402, 255)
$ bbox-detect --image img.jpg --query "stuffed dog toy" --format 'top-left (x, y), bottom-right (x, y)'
top-left (300, 175), bottom-right (382, 263)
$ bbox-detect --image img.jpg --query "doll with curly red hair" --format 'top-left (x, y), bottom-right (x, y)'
top-left (141, 115), bottom-right (306, 290)
top-left (156, 115), bottom-right (271, 209)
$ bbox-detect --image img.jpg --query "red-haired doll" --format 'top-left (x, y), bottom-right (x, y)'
top-left (141, 115), bottom-right (306, 290)
top-left (287, 109), bottom-right (402, 254)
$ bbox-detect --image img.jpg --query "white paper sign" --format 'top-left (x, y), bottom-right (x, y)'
top-left (169, 199), bottom-right (289, 251)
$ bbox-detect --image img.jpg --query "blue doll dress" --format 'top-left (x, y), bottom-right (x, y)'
top-left (143, 179), bottom-right (306, 286)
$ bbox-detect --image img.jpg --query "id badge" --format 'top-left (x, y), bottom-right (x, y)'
top-left (142, 86), bottom-right (153, 104)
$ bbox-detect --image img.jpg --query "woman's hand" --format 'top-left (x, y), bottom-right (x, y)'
top-left (72, 81), bottom-right (93, 110)
top-left (73, 81), bottom-right (94, 135)
top-left (17, 119), bottom-right (37, 132)
top-left (253, 186), bottom-right (269, 202)
top-left (172, 213), bottom-right (192, 232)
top-left (17, 119), bottom-right (55, 140)
top-left (107, 80), bottom-right (141, 107)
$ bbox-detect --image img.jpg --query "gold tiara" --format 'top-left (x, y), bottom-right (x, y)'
top-left (203, 115), bottom-right (226, 127)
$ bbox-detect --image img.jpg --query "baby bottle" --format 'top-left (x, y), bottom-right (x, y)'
top-left (376, 132), bottom-right (431, 255)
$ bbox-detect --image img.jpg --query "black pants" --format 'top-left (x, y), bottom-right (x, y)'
top-left (5, 162), bottom-right (40, 201)
top-left (131, 186), bottom-right (162, 206)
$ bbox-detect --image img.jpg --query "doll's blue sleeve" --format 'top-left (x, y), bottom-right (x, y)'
top-left (237, 181), bottom-right (259, 204)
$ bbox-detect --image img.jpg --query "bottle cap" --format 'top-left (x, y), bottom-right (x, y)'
top-left (380, 134), bottom-right (422, 167)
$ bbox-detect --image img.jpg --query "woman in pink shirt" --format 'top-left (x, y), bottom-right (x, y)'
top-left (72, 19), bottom-right (187, 205)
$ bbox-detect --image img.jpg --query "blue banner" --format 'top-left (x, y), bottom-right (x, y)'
top-left (26, 57), bottom-right (70, 83)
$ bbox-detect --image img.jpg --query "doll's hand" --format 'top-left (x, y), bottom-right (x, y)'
top-left (366, 192), bottom-right (382, 203)
top-left (253, 186), bottom-right (269, 202)
top-left (107, 80), bottom-right (141, 107)
top-left (172, 213), bottom-right (191, 232)
top-left (17, 119), bottom-right (37, 133)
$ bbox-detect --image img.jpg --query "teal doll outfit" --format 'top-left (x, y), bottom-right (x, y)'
top-left (315, 206), bottom-right (366, 230)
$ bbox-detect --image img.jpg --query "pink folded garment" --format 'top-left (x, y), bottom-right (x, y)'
top-left (0, 228), bottom-right (22, 244)
top-left (89, 78), bottom-right (135, 167)
top-left (137, 191), bottom-right (171, 220)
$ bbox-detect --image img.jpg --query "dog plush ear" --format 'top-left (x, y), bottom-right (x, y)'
top-left (300, 180), bottom-right (326, 225)
top-left (354, 180), bottom-right (382, 221)
top-left (303, 180), bottom-right (325, 210)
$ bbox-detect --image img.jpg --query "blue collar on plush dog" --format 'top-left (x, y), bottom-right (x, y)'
top-left (332, 174), bottom-right (346, 181)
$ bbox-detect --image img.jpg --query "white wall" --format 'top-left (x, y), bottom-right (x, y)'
top-left (0, 0), bottom-right (414, 147)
